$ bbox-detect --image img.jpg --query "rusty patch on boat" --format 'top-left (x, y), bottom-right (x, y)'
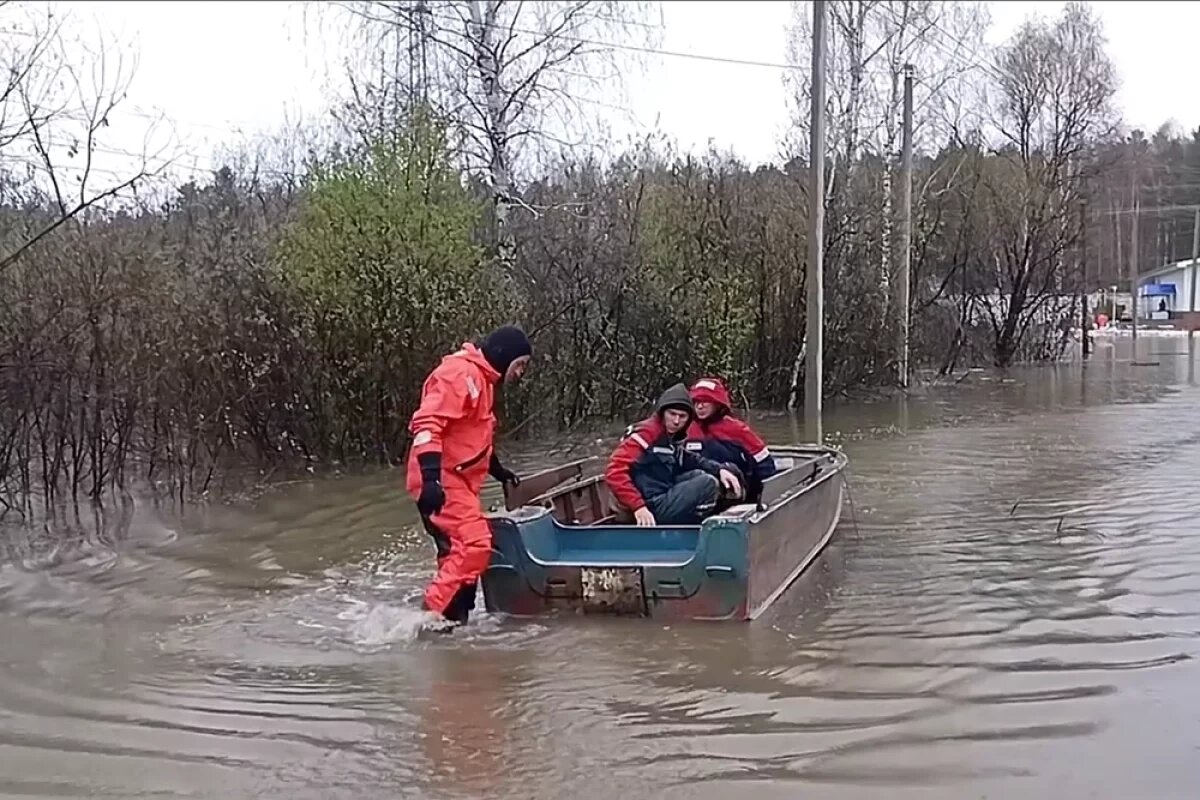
top-left (580, 567), bottom-right (647, 616)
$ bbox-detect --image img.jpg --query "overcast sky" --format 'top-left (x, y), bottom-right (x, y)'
top-left (47, 0), bottom-right (1200, 188)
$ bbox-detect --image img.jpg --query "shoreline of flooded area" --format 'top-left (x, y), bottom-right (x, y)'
top-left (3, 334), bottom-right (1200, 799)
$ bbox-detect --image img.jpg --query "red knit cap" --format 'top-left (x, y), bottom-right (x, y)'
top-left (689, 377), bottom-right (732, 409)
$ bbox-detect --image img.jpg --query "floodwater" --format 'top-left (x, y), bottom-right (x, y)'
top-left (2, 334), bottom-right (1200, 799)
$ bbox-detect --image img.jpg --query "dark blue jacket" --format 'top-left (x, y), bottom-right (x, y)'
top-left (685, 413), bottom-right (777, 499)
top-left (605, 384), bottom-right (727, 510)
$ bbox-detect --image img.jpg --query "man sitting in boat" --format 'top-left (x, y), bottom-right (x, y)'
top-left (604, 383), bottom-right (744, 526)
top-left (685, 376), bottom-right (777, 504)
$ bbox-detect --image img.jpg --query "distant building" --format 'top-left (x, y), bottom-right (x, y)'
top-left (1136, 258), bottom-right (1200, 318)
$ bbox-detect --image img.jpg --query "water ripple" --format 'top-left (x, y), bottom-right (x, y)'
top-left (5, 351), bottom-right (1200, 797)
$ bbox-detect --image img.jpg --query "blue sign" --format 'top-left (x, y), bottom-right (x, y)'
top-left (1142, 282), bottom-right (1177, 295)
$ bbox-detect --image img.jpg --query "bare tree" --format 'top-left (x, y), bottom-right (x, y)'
top-left (785, 1), bottom-right (990, 165)
top-left (0, 4), bottom-right (171, 273)
top-left (322, 0), bottom-right (660, 273)
top-left (782, 0), bottom-right (989, 394)
top-left (782, 1), bottom-right (988, 281)
top-left (979, 1), bottom-right (1118, 366)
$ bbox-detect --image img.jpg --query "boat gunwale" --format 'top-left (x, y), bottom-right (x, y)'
top-left (741, 446), bottom-right (848, 525)
top-left (491, 443), bottom-right (848, 532)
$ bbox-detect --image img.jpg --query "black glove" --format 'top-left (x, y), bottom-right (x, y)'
top-left (488, 453), bottom-right (520, 486)
top-left (416, 452), bottom-right (445, 516)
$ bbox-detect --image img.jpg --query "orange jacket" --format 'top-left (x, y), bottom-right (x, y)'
top-left (405, 343), bottom-right (501, 496)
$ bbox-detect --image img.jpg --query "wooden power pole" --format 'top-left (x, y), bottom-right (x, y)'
top-left (898, 63), bottom-right (914, 387)
top-left (1190, 209), bottom-right (1200, 340)
top-left (1130, 176), bottom-right (1139, 340)
top-left (805, 0), bottom-right (826, 442)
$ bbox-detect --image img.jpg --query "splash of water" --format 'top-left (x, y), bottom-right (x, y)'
top-left (342, 602), bottom-right (454, 648)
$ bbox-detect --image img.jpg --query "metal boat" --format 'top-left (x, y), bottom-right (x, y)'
top-left (480, 445), bottom-right (848, 621)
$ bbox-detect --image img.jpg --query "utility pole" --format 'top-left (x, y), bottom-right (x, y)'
top-left (1130, 175), bottom-right (1139, 340)
top-left (898, 63), bottom-right (914, 388)
top-left (1189, 208), bottom-right (1200, 339)
top-left (1080, 199), bottom-right (1090, 358)
top-left (1191, 208), bottom-right (1199, 382)
top-left (805, 0), bottom-right (826, 442)
top-left (416, 0), bottom-right (430, 107)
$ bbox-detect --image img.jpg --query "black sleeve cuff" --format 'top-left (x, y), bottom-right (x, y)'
top-left (417, 451), bottom-right (442, 478)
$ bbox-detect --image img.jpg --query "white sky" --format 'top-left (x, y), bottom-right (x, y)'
top-left (44, 0), bottom-right (1200, 188)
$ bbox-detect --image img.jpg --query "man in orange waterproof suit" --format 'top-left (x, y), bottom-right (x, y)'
top-left (405, 325), bottom-right (533, 625)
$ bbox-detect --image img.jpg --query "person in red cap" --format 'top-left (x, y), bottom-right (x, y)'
top-left (405, 325), bottom-right (533, 626)
top-left (686, 377), bottom-right (777, 504)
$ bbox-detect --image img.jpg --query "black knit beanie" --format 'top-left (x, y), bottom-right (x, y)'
top-left (480, 325), bottom-right (533, 376)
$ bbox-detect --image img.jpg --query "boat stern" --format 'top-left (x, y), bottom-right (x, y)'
top-left (481, 508), bottom-right (751, 621)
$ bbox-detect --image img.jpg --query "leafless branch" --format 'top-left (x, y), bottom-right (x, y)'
top-left (0, 11), bottom-right (168, 273)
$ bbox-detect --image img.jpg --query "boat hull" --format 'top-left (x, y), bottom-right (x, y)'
top-left (481, 445), bottom-right (847, 622)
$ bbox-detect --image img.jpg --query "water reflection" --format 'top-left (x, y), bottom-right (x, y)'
top-left (1189, 334), bottom-right (1196, 385)
top-left (417, 647), bottom-right (527, 799)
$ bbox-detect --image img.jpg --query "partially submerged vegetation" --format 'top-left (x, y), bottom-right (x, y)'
top-left (1, 1), bottom-right (1198, 519)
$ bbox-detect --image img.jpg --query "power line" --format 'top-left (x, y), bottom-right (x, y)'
top-left (422, 8), bottom-right (884, 75)
top-left (6, 144), bottom-right (304, 183)
top-left (1102, 203), bottom-right (1200, 217)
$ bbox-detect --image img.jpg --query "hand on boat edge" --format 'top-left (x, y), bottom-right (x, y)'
top-left (718, 468), bottom-right (743, 498)
top-left (488, 453), bottom-right (521, 486)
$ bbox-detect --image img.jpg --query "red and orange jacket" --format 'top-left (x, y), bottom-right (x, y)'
top-left (404, 343), bottom-right (500, 496)
top-left (685, 415), bottom-right (777, 486)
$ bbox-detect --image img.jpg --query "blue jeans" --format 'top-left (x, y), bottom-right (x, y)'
top-left (646, 470), bottom-right (719, 525)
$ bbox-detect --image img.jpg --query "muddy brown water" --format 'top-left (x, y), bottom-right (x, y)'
top-left (2, 335), bottom-right (1200, 799)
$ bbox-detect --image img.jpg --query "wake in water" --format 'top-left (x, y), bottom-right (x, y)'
top-left (192, 549), bottom-right (540, 660)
